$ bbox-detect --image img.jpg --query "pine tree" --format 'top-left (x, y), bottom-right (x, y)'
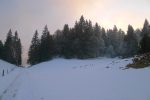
top-left (4, 29), bottom-right (16, 64)
top-left (28, 30), bottom-right (40, 65)
top-left (105, 45), bottom-right (115, 57)
top-left (72, 21), bottom-right (81, 58)
top-left (61, 24), bottom-right (72, 58)
top-left (140, 19), bottom-right (150, 53)
top-left (39, 25), bottom-right (54, 62)
top-left (141, 19), bottom-right (150, 36)
top-left (135, 29), bottom-right (142, 43)
top-left (101, 27), bottom-right (107, 46)
top-left (0, 40), bottom-right (4, 59)
top-left (17, 39), bottom-right (22, 65)
top-left (13, 31), bottom-right (22, 66)
top-left (117, 29), bottom-right (125, 56)
top-left (93, 23), bottom-right (105, 56)
top-left (140, 34), bottom-right (150, 53)
top-left (53, 30), bottom-right (63, 56)
top-left (124, 25), bottom-right (138, 57)
top-left (106, 29), bottom-right (116, 56)
top-left (83, 20), bottom-right (95, 58)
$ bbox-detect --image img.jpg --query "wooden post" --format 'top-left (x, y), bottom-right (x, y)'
top-left (2, 69), bottom-right (4, 76)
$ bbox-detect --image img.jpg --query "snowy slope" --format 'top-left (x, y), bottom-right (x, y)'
top-left (0, 60), bottom-right (22, 99)
top-left (1, 58), bottom-right (150, 100)
top-left (0, 60), bottom-right (15, 76)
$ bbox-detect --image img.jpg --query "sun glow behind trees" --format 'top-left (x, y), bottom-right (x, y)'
top-left (0, 0), bottom-right (150, 65)
top-left (0, 16), bottom-right (150, 66)
top-left (27, 16), bottom-right (150, 65)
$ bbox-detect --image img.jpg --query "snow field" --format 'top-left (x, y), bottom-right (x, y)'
top-left (1, 57), bottom-right (150, 100)
top-left (27, 57), bottom-right (150, 100)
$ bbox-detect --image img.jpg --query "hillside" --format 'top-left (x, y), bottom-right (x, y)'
top-left (0, 58), bottom-right (150, 100)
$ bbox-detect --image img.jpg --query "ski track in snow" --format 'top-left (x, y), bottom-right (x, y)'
top-left (1, 71), bottom-right (22, 100)
top-left (0, 69), bottom-right (36, 100)
top-left (1, 58), bottom-right (150, 100)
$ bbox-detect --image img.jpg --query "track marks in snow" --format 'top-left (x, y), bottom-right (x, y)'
top-left (0, 70), bottom-right (22, 100)
top-left (0, 69), bottom-right (36, 100)
top-left (72, 64), bottom-right (95, 70)
top-left (72, 58), bottom-right (131, 70)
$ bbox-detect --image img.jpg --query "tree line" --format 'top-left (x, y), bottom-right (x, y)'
top-left (0, 29), bottom-right (22, 66)
top-left (0, 16), bottom-right (150, 66)
top-left (28, 16), bottom-right (150, 65)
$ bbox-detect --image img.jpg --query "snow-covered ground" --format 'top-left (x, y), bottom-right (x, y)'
top-left (0, 57), bottom-right (150, 100)
top-left (0, 60), bottom-right (21, 99)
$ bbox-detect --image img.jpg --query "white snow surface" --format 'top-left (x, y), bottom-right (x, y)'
top-left (0, 57), bottom-right (150, 100)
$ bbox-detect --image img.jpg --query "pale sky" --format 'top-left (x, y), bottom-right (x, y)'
top-left (0, 0), bottom-right (150, 65)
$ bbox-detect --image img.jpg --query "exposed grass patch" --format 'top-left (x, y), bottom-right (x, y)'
top-left (127, 63), bottom-right (150, 69)
top-left (127, 53), bottom-right (150, 69)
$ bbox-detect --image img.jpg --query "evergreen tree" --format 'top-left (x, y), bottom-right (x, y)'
top-left (93, 23), bottom-right (105, 56)
top-left (141, 19), bottom-right (150, 36)
top-left (140, 19), bottom-right (150, 53)
top-left (81, 20), bottom-right (94, 58)
top-left (72, 21), bottom-right (81, 58)
top-left (53, 30), bottom-right (63, 55)
top-left (17, 39), bottom-right (22, 65)
top-left (135, 28), bottom-right (142, 43)
top-left (140, 34), bottom-right (150, 53)
top-left (117, 29), bottom-right (125, 56)
top-left (75, 17), bottom-right (101, 58)
top-left (101, 27), bottom-right (107, 46)
top-left (0, 40), bottom-right (4, 59)
top-left (28, 30), bottom-right (40, 65)
top-left (105, 45), bottom-right (116, 57)
top-left (4, 29), bottom-right (16, 64)
top-left (13, 31), bottom-right (22, 66)
top-left (106, 29), bottom-right (116, 56)
top-left (39, 25), bottom-right (54, 62)
top-left (76, 15), bottom-right (86, 58)
top-left (61, 24), bottom-right (72, 58)
top-left (124, 25), bottom-right (138, 57)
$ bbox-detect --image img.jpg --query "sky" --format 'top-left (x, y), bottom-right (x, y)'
top-left (0, 0), bottom-right (150, 65)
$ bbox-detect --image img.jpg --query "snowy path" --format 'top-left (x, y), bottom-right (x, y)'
top-left (0, 69), bottom-right (38, 100)
top-left (1, 58), bottom-right (150, 100)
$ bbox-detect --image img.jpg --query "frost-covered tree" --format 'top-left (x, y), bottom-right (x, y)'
top-left (108, 26), bottom-right (125, 56)
top-left (123, 25), bottom-right (138, 57)
top-left (105, 45), bottom-right (116, 57)
top-left (115, 29), bottom-right (125, 56)
top-left (93, 23), bottom-right (105, 56)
